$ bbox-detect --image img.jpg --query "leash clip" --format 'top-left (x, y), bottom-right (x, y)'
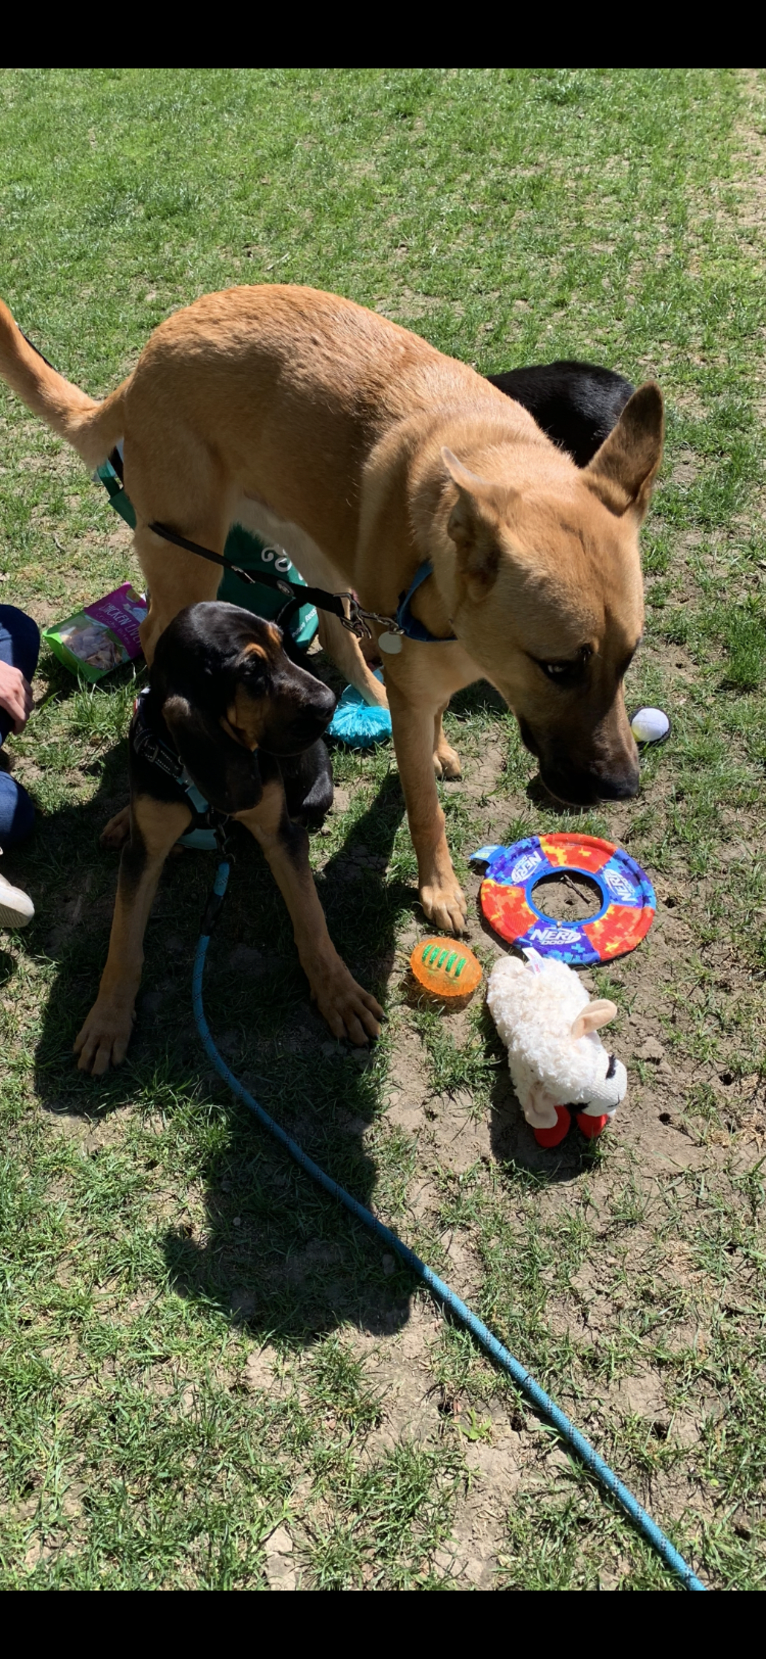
top-left (340, 592), bottom-right (401, 642)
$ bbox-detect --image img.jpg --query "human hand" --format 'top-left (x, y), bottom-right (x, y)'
top-left (0, 660), bottom-right (34, 733)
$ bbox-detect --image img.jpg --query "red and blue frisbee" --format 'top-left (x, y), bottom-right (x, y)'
top-left (471, 833), bottom-right (655, 967)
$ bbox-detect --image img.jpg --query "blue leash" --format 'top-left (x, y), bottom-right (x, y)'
top-left (193, 860), bottom-right (706, 1592)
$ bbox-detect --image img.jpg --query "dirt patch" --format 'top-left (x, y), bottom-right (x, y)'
top-left (530, 871), bottom-right (603, 922)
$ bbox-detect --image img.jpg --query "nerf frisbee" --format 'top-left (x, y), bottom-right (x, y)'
top-left (471, 833), bottom-right (656, 967)
top-left (410, 938), bottom-right (483, 999)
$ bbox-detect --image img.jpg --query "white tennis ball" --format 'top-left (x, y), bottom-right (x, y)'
top-left (631, 707), bottom-right (670, 746)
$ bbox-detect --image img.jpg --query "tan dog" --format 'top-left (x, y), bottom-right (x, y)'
top-left (0, 286), bottom-right (662, 934)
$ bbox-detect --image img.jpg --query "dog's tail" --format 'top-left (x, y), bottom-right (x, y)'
top-left (0, 298), bottom-right (128, 471)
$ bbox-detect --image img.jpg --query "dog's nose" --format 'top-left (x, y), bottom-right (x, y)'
top-left (307, 686), bottom-right (337, 733)
top-left (315, 685), bottom-right (338, 725)
top-left (540, 754), bottom-right (640, 806)
top-left (591, 760), bottom-right (640, 801)
top-left (291, 691), bottom-right (337, 744)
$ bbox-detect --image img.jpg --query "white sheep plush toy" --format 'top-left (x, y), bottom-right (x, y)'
top-left (487, 948), bottom-right (627, 1148)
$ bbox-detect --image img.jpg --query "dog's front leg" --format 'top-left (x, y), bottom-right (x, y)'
top-left (74, 797), bottom-right (192, 1074)
top-left (386, 681), bottom-right (467, 935)
top-left (316, 613), bottom-right (388, 707)
top-left (236, 780), bottom-right (383, 1045)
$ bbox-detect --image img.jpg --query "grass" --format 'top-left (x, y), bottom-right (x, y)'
top-left (1, 67), bottom-right (766, 1590)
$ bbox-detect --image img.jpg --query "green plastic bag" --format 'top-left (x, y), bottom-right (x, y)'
top-left (43, 582), bottom-right (147, 682)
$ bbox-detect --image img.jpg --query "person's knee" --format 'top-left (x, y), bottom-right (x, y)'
top-left (0, 606), bottom-right (41, 682)
top-left (0, 773), bottom-right (35, 848)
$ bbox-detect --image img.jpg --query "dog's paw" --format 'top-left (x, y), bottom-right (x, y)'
top-left (74, 999), bottom-right (135, 1074)
top-left (100, 804), bottom-right (131, 851)
top-left (313, 965), bottom-right (384, 1046)
top-left (419, 880), bottom-right (468, 935)
top-left (433, 741), bottom-right (462, 780)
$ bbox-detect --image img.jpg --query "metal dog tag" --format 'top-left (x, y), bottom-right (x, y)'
top-left (379, 630), bottom-right (403, 654)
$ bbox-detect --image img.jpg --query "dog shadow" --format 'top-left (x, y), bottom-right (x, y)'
top-left (160, 767), bottom-right (417, 1340)
top-left (29, 745), bottom-right (417, 1342)
top-left (24, 691), bottom-right (589, 1346)
top-left (524, 773), bottom-right (589, 815)
top-left (448, 680), bottom-right (507, 718)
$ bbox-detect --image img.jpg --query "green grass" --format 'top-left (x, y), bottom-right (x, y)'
top-left (2, 67), bottom-right (766, 1590)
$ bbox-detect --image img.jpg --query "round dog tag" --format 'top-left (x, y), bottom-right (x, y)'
top-left (379, 630), bottom-right (403, 654)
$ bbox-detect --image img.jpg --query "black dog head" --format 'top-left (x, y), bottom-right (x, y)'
top-left (148, 601), bottom-right (336, 817)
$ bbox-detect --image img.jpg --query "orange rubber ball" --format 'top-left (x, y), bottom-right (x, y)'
top-left (410, 938), bottom-right (483, 999)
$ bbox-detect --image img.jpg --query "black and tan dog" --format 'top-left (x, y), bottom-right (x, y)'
top-left (73, 601), bottom-right (383, 1075)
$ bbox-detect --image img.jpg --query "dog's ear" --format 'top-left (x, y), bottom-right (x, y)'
top-left (583, 382), bottom-right (664, 520)
top-left (442, 447), bottom-right (516, 601)
top-left (162, 694), bottom-right (263, 815)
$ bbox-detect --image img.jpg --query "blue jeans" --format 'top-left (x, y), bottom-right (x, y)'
top-left (0, 606), bottom-right (40, 849)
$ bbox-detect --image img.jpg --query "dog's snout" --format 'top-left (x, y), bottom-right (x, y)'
top-left (311, 683), bottom-right (337, 731)
top-left (315, 684), bottom-right (338, 725)
top-left (259, 669), bottom-right (337, 757)
top-left (290, 687), bottom-right (337, 745)
top-left (539, 752), bottom-right (640, 807)
top-left (519, 716), bottom-right (640, 806)
top-left (592, 760), bottom-right (640, 801)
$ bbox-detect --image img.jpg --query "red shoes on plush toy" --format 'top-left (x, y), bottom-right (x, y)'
top-left (533, 1106), bottom-right (611, 1148)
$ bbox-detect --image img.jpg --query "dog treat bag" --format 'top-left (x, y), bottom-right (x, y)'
top-left (44, 582), bottom-right (148, 682)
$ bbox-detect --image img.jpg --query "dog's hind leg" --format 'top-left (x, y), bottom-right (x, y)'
top-left (133, 519), bottom-right (224, 666)
top-left (75, 796), bottom-right (192, 1074)
top-left (96, 457), bottom-right (230, 839)
top-left (235, 778), bottom-right (383, 1044)
top-left (122, 423), bottom-right (234, 663)
top-left (316, 612), bottom-right (389, 707)
top-left (433, 705), bottom-right (461, 780)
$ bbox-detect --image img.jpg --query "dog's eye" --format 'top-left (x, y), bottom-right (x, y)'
top-left (538, 659), bottom-right (581, 687)
top-left (535, 646), bottom-right (590, 688)
top-left (606, 1053), bottom-right (617, 1079)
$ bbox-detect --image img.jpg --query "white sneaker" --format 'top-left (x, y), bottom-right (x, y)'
top-left (0, 870), bottom-right (34, 927)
